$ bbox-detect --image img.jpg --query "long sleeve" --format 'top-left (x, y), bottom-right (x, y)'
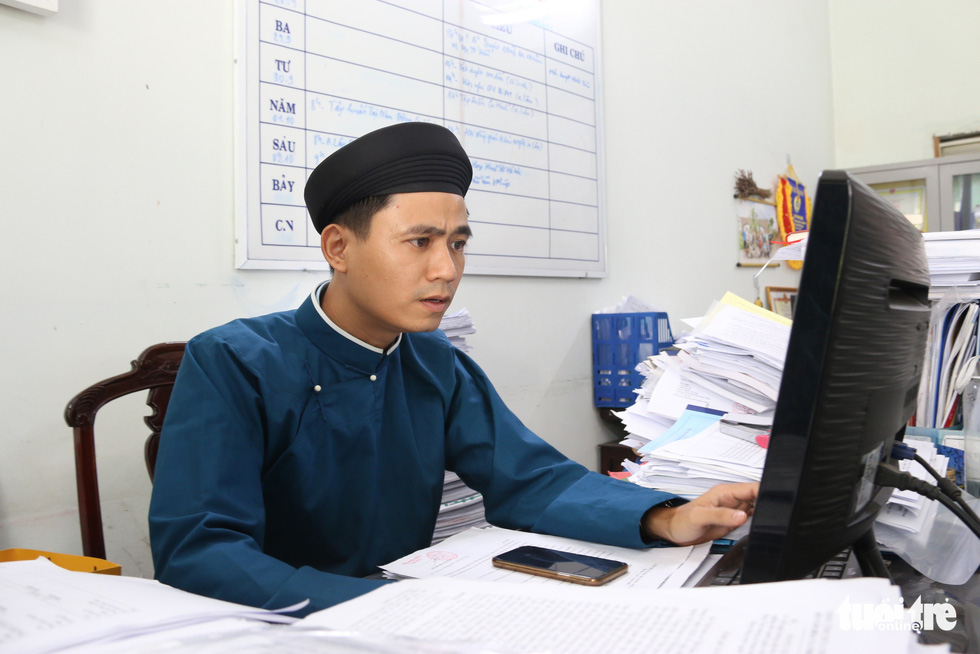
top-left (148, 335), bottom-right (390, 616)
top-left (443, 349), bottom-right (676, 549)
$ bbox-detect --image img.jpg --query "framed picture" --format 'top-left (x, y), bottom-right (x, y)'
top-left (766, 286), bottom-right (798, 319)
top-left (736, 198), bottom-right (780, 266)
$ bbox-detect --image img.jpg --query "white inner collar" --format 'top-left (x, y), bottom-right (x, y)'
top-left (311, 281), bottom-right (402, 355)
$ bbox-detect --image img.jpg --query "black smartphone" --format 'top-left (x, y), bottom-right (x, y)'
top-left (491, 545), bottom-right (628, 586)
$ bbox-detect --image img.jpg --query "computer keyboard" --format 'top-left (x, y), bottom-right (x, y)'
top-left (696, 538), bottom-right (858, 587)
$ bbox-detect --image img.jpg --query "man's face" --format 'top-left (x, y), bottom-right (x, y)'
top-left (330, 192), bottom-right (470, 348)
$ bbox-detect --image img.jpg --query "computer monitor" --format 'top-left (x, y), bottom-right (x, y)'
top-left (739, 169), bottom-right (932, 583)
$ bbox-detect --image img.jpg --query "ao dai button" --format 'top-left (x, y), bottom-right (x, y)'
top-left (369, 374), bottom-right (377, 382)
top-left (314, 385), bottom-right (322, 392)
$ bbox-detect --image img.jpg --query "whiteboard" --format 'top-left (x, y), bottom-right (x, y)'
top-left (235, 0), bottom-right (606, 277)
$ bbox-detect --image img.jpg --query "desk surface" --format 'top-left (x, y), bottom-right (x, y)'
top-left (686, 550), bottom-right (980, 653)
top-left (4, 553), bottom-right (972, 653)
top-left (885, 553), bottom-right (980, 653)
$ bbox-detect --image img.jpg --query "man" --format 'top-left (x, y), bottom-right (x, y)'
top-left (149, 122), bottom-right (756, 615)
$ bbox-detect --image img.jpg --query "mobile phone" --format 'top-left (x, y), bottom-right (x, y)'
top-left (491, 545), bottom-right (628, 586)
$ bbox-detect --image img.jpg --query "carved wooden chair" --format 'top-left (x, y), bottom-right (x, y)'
top-left (63, 342), bottom-right (186, 559)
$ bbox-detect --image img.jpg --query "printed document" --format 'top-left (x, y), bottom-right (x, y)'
top-left (380, 525), bottom-right (709, 590)
top-left (304, 575), bottom-right (920, 654)
top-left (0, 558), bottom-right (300, 654)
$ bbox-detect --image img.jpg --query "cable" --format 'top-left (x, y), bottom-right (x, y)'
top-left (856, 528), bottom-right (891, 579)
top-left (890, 442), bottom-right (980, 527)
top-left (912, 452), bottom-right (980, 527)
top-left (934, 493), bottom-right (980, 540)
top-left (875, 463), bottom-right (980, 541)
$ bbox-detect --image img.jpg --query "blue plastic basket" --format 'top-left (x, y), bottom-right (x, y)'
top-left (592, 312), bottom-right (673, 407)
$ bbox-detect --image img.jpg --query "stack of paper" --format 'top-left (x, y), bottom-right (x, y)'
top-left (431, 471), bottom-right (489, 545)
top-left (923, 229), bottom-right (980, 299)
top-left (439, 308), bottom-right (476, 352)
top-left (433, 311), bottom-right (488, 544)
top-left (623, 413), bottom-right (766, 498)
top-left (2, 552), bottom-right (923, 653)
top-left (615, 293), bottom-right (788, 498)
top-left (383, 524), bottom-right (710, 590)
top-left (773, 229), bottom-right (980, 298)
top-left (0, 558), bottom-right (300, 654)
top-left (614, 293), bottom-right (790, 494)
top-left (306, 575), bottom-right (921, 654)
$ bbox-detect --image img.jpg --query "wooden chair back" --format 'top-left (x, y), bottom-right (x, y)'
top-left (63, 342), bottom-right (186, 559)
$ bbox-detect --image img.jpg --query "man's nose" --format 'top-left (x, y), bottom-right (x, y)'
top-left (428, 244), bottom-right (460, 282)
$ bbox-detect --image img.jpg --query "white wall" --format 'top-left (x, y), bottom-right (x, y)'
top-left (830, 0), bottom-right (980, 168)
top-left (0, 0), bottom-right (831, 576)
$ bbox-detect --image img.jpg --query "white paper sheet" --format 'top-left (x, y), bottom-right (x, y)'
top-left (697, 301), bottom-right (792, 368)
top-left (645, 364), bottom-right (750, 420)
top-left (303, 576), bottom-right (919, 654)
top-left (0, 558), bottom-right (301, 654)
top-left (380, 525), bottom-right (709, 590)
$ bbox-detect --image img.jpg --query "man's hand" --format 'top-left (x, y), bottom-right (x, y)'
top-left (642, 482), bottom-right (759, 546)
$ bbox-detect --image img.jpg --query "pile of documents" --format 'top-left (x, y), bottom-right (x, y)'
top-left (1, 557), bottom-right (301, 654)
top-left (431, 312), bottom-right (488, 544)
top-left (439, 308), bottom-right (476, 352)
top-left (615, 293), bottom-right (790, 498)
top-left (623, 410), bottom-right (768, 498)
top-left (923, 229), bottom-right (980, 299)
top-left (306, 574), bottom-right (921, 654)
top-left (614, 291), bottom-right (954, 546)
top-left (771, 229), bottom-right (980, 432)
top-left (431, 471), bottom-right (489, 545)
top-left (2, 553), bottom-right (923, 653)
top-left (384, 524), bottom-right (710, 589)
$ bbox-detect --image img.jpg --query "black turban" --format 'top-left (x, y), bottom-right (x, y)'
top-left (304, 122), bottom-right (473, 233)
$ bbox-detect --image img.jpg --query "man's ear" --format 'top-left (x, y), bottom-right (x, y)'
top-left (320, 224), bottom-right (349, 273)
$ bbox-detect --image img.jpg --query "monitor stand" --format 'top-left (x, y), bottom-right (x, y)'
top-left (853, 528), bottom-right (891, 579)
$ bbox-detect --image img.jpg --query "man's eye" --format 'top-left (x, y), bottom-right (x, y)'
top-left (451, 240), bottom-right (468, 252)
top-left (409, 238), bottom-right (429, 248)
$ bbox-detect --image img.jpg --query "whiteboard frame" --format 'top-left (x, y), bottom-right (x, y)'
top-left (234, 0), bottom-right (607, 277)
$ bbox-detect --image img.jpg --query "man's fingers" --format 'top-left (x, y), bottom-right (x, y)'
top-left (699, 482), bottom-right (759, 510)
top-left (713, 482), bottom-right (759, 503)
top-left (665, 506), bottom-right (749, 545)
top-left (699, 506), bottom-right (748, 528)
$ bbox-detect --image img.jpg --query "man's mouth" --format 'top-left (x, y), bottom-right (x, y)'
top-left (421, 296), bottom-right (451, 311)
